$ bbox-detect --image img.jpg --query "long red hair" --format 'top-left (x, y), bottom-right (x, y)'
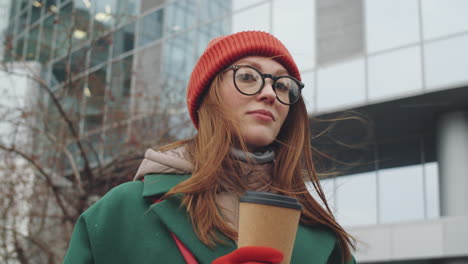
top-left (163, 73), bottom-right (355, 260)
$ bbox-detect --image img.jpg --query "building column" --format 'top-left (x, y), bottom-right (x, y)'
top-left (438, 111), bottom-right (468, 264)
top-left (437, 111), bottom-right (468, 216)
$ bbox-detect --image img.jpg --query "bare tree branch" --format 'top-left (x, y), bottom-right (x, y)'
top-left (0, 144), bottom-right (72, 222)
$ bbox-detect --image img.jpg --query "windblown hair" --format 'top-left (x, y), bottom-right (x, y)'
top-left (163, 74), bottom-right (356, 261)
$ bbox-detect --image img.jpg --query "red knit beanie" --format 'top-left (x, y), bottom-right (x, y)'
top-left (187, 31), bottom-right (301, 128)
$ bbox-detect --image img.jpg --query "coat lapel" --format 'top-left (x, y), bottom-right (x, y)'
top-left (143, 174), bottom-right (236, 263)
top-left (291, 224), bottom-right (337, 263)
top-left (142, 174), bottom-right (337, 264)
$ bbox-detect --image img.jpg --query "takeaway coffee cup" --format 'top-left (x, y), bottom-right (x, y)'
top-left (238, 191), bottom-right (303, 264)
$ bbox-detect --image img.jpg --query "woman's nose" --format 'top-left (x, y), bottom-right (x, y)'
top-left (257, 80), bottom-right (277, 104)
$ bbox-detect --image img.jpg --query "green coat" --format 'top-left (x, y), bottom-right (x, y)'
top-left (64, 174), bottom-right (355, 263)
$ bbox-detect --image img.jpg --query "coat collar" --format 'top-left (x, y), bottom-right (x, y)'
top-left (142, 173), bottom-right (190, 197)
top-left (142, 174), bottom-right (338, 263)
top-left (143, 174), bottom-right (236, 263)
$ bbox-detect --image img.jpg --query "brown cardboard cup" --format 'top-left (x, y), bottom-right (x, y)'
top-left (238, 191), bottom-right (302, 264)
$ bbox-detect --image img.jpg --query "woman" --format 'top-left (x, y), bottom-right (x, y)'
top-left (64, 31), bottom-right (356, 264)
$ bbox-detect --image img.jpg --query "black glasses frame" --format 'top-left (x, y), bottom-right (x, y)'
top-left (225, 65), bottom-right (304, 105)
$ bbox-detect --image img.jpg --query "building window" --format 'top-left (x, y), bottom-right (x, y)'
top-left (316, 0), bottom-right (364, 65)
top-left (39, 14), bottom-right (55, 63)
top-left (25, 25), bottom-right (40, 60)
top-left (137, 8), bottom-right (164, 47)
top-left (84, 67), bottom-right (107, 133)
top-left (112, 22), bottom-right (135, 58)
top-left (90, 34), bottom-right (112, 68)
top-left (421, 0), bottom-right (468, 40)
top-left (140, 0), bottom-right (165, 14)
top-left (365, 0), bottom-right (420, 53)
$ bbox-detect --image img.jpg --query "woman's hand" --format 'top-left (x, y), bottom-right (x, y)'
top-left (212, 246), bottom-right (283, 264)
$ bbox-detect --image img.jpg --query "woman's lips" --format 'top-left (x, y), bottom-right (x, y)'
top-left (247, 110), bottom-right (275, 121)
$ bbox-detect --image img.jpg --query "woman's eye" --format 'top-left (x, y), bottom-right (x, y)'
top-left (237, 73), bottom-right (257, 82)
top-left (275, 82), bottom-right (290, 92)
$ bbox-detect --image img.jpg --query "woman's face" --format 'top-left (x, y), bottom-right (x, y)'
top-left (219, 56), bottom-right (290, 151)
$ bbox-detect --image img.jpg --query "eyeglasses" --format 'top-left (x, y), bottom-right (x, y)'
top-left (225, 65), bottom-right (304, 105)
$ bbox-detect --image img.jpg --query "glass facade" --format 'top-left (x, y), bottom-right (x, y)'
top-left (5, 0), bottom-right (468, 230)
top-left (319, 161), bottom-right (440, 227)
top-left (5, 0), bottom-right (231, 167)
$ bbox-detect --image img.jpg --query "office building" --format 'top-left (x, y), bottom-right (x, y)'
top-left (3, 0), bottom-right (468, 263)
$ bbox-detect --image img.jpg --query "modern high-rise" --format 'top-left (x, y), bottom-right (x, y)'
top-left (2, 0), bottom-right (468, 263)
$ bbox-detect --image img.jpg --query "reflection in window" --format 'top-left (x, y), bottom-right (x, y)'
top-left (164, 32), bottom-right (197, 108)
top-left (92, 0), bottom-right (137, 35)
top-left (365, 0), bottom-right (420, 53)
top-left (73, 0), bottom-right (92, 47)
top-left (92, 0), bottom-right (115, 38)
top-left (25, 25), bottom-right (40, 60)
top-left (133, 43), bottom-right (163, 115)
top-left (114, 0), bottom-right (137, 26)
top-left (9, 1), bottom-right (19, 18)
top-left (196, 19), bottom-right (231, 56)
top-left (63, 78), bottom-right (85, 125)
top-left (15, 36), bottom-right (25, 60)
top-left (70, 47), bottom-right (88, 77)
top-left (45, 0), bottom-right (58, 14)
top-left (140, 0), bottom-right (165, 13)
top-left (110, 55), bottom-right (132, 101)
top-left (336, 172), bottom-right (377, 226)
top-left (164, 31), bottom-right (200, 139)
top-left (5, 15), bottom-right (17, 44)
top-left (137, 9), bottom-right (164, 47)
top-left (30, 0), bottom-right (43, 25)
top-left (103, 54), bottom-right (132, 160)
top-left (112, 22), bottom-right (135, 58)
top-left (55, 3), bottom-right (73, 58)
top-left (165, 0), bottom-right (197, 35)
top-left (4, 26), bottom-right (15, 61)
top-left (84, 67), bottom-right (107, 132)
top-left (232, 2), bottom-right (270, 33)
top-left (90, 34), bottom-right (112, 68)
top-left (18, 9), bottom-right (29, 31)
top-left (198, 0), bottom-right (231, 23)
top-left (51, 57), bottom-right (68, 85)
top-left (39, 14), bottom-right (55, 62)
top-left (19, 0), bottom-right (29, 12)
